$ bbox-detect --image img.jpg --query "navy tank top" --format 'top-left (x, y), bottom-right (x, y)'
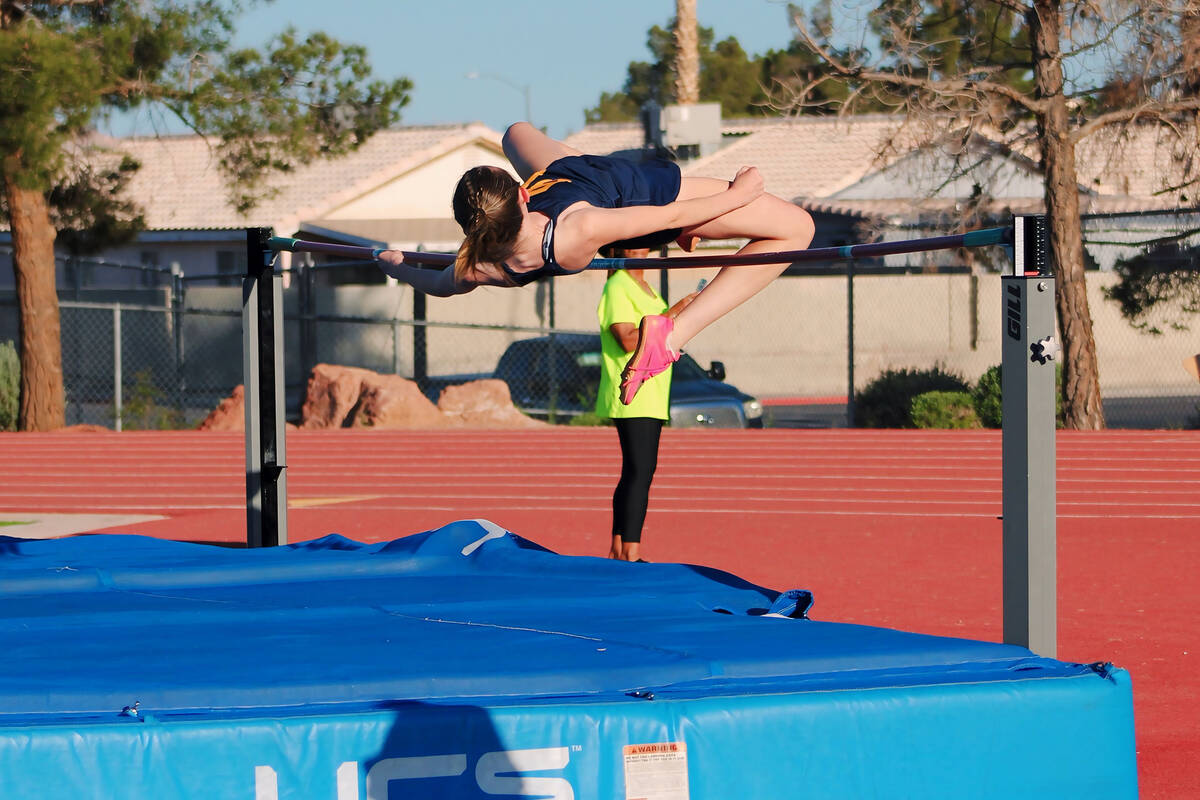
top-left (501, 155), bottom-right (682, 286)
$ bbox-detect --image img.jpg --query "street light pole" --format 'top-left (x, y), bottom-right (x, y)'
top-left (465, 71), bottom-right (532, 122)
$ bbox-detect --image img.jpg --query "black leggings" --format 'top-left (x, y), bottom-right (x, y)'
top-left (612, 417), bottom-right (664, 544)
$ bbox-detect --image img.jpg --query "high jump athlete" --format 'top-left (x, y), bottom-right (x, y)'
top-left (376, 121), bottom-right (814, 403)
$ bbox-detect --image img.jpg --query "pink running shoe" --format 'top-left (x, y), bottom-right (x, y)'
top-left (620, 315), bottom-right (679, 405)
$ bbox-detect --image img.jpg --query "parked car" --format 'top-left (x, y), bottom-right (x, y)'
top-left (488, 334), bottom-right (763, 428)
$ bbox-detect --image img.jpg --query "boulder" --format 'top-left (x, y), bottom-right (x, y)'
top-left (196, 385), bottom-right (245, 432)
top-left (300, 363), bottom-right (446, 429)
top-left (437, 379), bottom-right (547, 429)
top-left (202, 365), bottom-right (547, 431)
top-left (300, 365), bottom-right (374, 429)
top-left (349, 372), bottom-right (448, 429)
top-left (54, 424), bottom-right (114, 434)
top-left (197, 385), bottom-right (298, 432)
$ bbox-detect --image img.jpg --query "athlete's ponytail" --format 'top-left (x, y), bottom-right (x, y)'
top-left (452, 166), bottom-right (523, 285)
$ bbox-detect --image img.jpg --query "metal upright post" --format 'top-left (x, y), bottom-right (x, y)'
top-left (243, 227), bottom-right (288, 547)
top-left (298, 256), bottom-right (316, 386)
top-left (113, 303), bottom-right (122, 432)
top-left (659, 243), bottom-right (670, 302)
top-left (1001, 215), bottom-right (1057, 655)
top-left (548, 277), bottom-right (559, 423)
top-left (846, 259), bottom-right (856, 428)
top-left (170, 263), bottom-right (186, 420)
top-left (413, 289), bottom-right (427, 386)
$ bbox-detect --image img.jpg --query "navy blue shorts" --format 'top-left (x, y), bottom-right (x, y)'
top-left (527, 156), bottom-right (683, 251)
top-left (608, 158), bottom-right (683, 251)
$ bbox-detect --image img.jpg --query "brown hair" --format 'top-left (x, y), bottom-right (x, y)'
top-left (452, 166), bottom-right (523, 284)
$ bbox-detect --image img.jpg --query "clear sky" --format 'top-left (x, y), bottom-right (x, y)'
top-left (107, 0), bottom-right (804, 140)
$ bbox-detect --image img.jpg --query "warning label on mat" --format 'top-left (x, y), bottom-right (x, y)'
top-left (623, 742), bottom-right (689, 800)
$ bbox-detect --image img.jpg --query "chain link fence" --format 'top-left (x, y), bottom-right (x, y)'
top-left (2, 213), bottom-right (1198, 430)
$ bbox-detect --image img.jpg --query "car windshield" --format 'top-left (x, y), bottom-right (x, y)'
top-left (670, 353), bottom-right (710, 382)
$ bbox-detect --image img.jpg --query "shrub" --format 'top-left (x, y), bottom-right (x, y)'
top-left (568, 411), bottom-right (608, 427)
top-left (910, 391), bottom-right (982, 429)
top-left (972, 366), bottom-right (1003, 428)
top-left (854, 366), bottom-right (971, 428)
top-left (0, 341), bottom-right (17, 431)
top-left (971, 364), bottom-right (1064, 429)
top-left (117, 370), bottom-right (186, 430)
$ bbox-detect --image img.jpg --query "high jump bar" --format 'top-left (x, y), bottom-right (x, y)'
top-left (267, 226), bottom-right (1010, 270)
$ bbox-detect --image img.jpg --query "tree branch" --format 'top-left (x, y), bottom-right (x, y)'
top-left (1061, 8), bottom-right (1140, 62)
top-left (1073, 97), bottom-right (1200, 142)
top-left (788, 9), bottom-right (1045, 116)
top-left (979, 0), bottom-right (1030, 16)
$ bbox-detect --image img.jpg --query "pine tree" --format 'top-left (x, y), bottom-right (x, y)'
top-left (0, 1), bottom-right (411, 429)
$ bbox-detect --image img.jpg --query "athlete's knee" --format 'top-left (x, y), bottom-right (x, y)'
top-left (629, 463), bottom-right (657, 488)
top-left (795, 208), bottom-right (816, 246)
top-left (775, 204), bottom-right (815, 248)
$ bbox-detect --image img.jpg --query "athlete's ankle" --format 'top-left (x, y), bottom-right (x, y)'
top-left (663, 331), bottom-right (682, 357)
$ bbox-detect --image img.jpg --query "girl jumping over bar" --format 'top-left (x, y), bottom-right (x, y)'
top-left (377, 121), bottom-right (814, 403)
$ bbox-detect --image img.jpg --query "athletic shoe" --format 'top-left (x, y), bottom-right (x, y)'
top-left (620, 314), bottom-right (679, 405)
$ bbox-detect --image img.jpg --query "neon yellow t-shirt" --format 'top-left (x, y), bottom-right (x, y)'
top-left (595, 271), bottom-right (671, 420)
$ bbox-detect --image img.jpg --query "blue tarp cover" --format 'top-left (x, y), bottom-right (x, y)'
top-left (2, 519), bottom-right (1092, 720)
top-left (0, 521), bottom-right (1138, 799)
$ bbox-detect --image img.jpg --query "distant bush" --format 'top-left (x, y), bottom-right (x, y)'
top-left (854, 366), bottom-right (972, 428)
top-left (972, 366), bottom-right (1003, 428)
top-left (910, 391), bottom-right (982, 429)
top-left (117, 370), bottom-right (186, 430)
top-left (971, 364), bottom-right (1064, 429)
top-left (0, 341), bottom-right (17, 431)
top-left (568, 411), bottom-right (608, 427)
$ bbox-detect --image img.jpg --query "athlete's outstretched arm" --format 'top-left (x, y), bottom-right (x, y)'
top-left (375, 254), bottom-right (465, 296)
top-left (376, 252), bottom-right (514, 296)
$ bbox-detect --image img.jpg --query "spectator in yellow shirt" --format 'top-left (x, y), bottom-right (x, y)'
top-left (596, 249), bottom-right (697, 562)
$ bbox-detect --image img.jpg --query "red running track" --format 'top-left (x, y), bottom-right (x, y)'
top-left (1, 428), bottom-right (1196, 798)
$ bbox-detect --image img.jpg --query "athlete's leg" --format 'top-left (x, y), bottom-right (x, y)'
top-left (501, 122), bottom-right (583, 181)
top-left (611, 417), bottom-right (663, 560)
top-left (621, 539), bottom-right (642, 562)
top-left (665, 176), bottom-right (815, 349)
top-left (609, 534), bottom-right (624, 560)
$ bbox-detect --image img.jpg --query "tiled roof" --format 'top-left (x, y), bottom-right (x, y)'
top-left (109, 122), bottom-right (502, 232)
top-left (685, 116), bottom-right (912, 201)
top-left (1075, 125), bottom-right (1198, 207)
top-left (561, 122), bottom-right (646, 159)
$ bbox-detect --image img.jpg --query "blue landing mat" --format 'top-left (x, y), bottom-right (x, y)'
top-left (0, 520), bottom-right (1137, 799)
